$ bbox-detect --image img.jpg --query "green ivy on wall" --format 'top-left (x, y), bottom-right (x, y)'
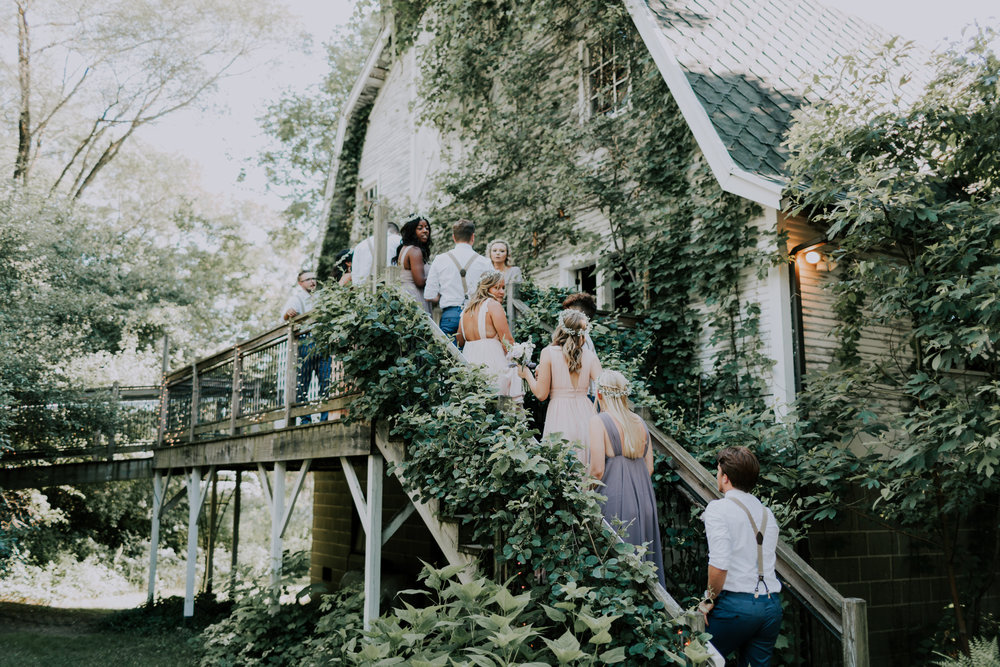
top-left (398, 0), bottom-right (777, 411)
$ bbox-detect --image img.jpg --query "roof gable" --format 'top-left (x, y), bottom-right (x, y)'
top-left (626, 0), bottom-right (924, 205)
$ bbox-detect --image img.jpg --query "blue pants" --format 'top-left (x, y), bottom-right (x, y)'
top-left (439, 306), bottom-right (462, 337)
top-left (296, 336), bottom-right (330, 424)
top-left (707, 592), bottom-right (782, 667)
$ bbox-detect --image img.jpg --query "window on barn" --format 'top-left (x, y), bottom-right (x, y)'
top-left (361, 182), bottom-right (379, 214)
top-left (585, 32), bottom-right (631, 117)
top-left (574, 264), bottom-right (597, 294)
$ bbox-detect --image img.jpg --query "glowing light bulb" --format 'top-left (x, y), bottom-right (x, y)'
top-left (804, 250), bottom-right (822, 265)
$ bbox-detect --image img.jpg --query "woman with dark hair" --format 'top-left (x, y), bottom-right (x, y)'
top-left (394, 217), bottom-right (433, 313)
top-left (519, 309), bottom-right (602, 465)
top-left (331, 248), bottom-right (353, 286)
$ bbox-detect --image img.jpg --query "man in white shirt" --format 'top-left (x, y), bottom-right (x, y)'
top-left (352, 222), bottom-right (402, 284)
top-left (423, 219), bottom-right (491, 336)
top-left (280, 270), bottom-right (329, 424)
top-left (699, 446), bottom-right (782, 666)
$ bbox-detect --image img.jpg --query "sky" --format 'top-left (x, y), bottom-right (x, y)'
top-left (145, 0), bottom-right (999, 224)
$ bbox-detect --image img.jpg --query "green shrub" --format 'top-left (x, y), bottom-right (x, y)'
top-left (935, 637), bottom-right (1000, 667)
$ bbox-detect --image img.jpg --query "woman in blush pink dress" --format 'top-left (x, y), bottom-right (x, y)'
top-left (519, 309), bottom-right (601, 466)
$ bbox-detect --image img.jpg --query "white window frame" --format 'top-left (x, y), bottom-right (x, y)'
top-left (580, 32), bottom-right (632, 120)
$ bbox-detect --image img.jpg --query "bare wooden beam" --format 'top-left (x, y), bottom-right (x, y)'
top-left (364, 453), bottom-right (383, 629)
top-left (341, 456), bottom-right (369, 530)
top-left (279, 460), bottom-right (312, 539)
top-left (382, 502), bottom-right (416, 546)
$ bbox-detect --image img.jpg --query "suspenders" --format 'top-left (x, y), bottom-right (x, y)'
top-left (727, 496), bottom-right (771, 599)
top-left (445, 251), bottom-right (477, 294)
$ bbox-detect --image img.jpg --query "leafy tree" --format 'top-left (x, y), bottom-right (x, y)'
top-left (3, 0), bottom-right (287, 198)
top-left (257, 0), bottom-right (379, 251)
top-left (785, 30), bottom-right (1000, 654)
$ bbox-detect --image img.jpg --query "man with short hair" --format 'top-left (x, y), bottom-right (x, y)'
top-left (281, 270), bottom-right (329, 424)
top-left (352, 221), bottom-right (402, 285)
top-left (699, 446), bottom-right (782, 666)
top-left (423, 219), bottom-right (491, 336)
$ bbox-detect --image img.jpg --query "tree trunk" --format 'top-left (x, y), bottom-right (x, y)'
top-left (937, 481), bottom-right (970, 655)
top-left (14, 0), bottom-right (31, 184)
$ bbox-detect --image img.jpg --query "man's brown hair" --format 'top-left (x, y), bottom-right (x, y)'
top-left (453, 219), bottom-right (475, 242)
top-left (562, 292), bottom-right (597, 319)
top-left (716, 446), bottom-right (760, 492)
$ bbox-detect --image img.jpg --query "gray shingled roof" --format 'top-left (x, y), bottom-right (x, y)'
top-left (641, 0), bottom-right (914, 181)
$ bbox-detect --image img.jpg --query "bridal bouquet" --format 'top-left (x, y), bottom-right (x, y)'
top-left (503, 340), bottom-right (535, 400)
top-left (506, 340), bottom-right (535, 369)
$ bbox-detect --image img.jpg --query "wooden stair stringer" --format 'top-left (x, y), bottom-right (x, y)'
top-left (373, 424), bottom-right (476, 584)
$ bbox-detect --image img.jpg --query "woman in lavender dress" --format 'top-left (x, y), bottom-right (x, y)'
top-left (588, 370), bottom-right (665, 587)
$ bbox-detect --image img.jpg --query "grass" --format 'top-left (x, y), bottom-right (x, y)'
top-left (0, 629), bottom-right (202, 666)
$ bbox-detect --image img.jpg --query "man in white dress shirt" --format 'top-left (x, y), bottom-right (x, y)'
top-left (352, 221), bottom-right (401, 284)
top-left (423, 219), bottom-right (491, 336)
top-left (281, 270), bottom-right (329, 424)
top-left (699, 446), bottom-right (782, 666)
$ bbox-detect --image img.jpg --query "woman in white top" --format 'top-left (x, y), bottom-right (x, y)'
top-left (458, 270), bottom-right (515, 394)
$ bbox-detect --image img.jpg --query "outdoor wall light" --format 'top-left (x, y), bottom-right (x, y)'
top-left (804, 249), bottom-right (822, 265)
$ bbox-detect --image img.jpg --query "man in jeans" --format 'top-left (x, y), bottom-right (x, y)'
top-left (281, 270), bottom-right (329, 424)
top-left (423, 219), bottom-right (490, 337)
top-left (699, 446), bottom-right (782, 666)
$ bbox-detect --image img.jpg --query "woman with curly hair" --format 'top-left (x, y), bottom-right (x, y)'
top-left (519, 309), bottom-right (602, 465)
top-left (458, 270), bottom-right (515, 393)
top-left (588, 370), bottom-right (665, 587)
top-left (393, 216), bottom-right (433, 314)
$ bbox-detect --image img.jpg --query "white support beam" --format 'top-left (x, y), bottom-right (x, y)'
top-left (183, 468), bottom-right (201, 618)
top-left (147, 471), bottom-right (163, 605)
top-left (257, 463), bottom-right (272, 506)
top-left (279, 460), bottom-right (312, 539)
top-left (340, 456), bottom-right (369, 530)
top-left (364, 453), bottom-right (384, 630)
top-left (162, 487), bottom-right (186, 515)
top-left (269, 461), bottom-right (286, 597)
top-left (382, 502), bottom-right (416, 546)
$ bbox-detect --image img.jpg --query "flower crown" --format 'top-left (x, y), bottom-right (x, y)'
top-left (479, 269), bottom-right (503, 285)
top-left (598, 380), bottom-right (631, 398)
top-left (557, 309), bottom-right (591, 336)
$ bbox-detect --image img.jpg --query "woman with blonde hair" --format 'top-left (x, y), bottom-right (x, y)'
top-left (588, 370), bottom-right (665, 587)
top-left (487, 239), bottom-right (522, 303)
top-left (519, 309), bottom-right (602, 465)
top-left (458, 270), bottom-right (515, 394)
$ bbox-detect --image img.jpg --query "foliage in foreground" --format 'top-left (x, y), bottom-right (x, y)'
top-left (310, 285), bottom-right (710, 664)
top-left (935, 636), bottom-right (1000, 667)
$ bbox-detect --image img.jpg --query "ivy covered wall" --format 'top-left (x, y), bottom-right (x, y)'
top-left (390, 0), bottom-right (779, 410)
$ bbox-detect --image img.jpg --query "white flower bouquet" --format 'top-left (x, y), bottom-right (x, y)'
top-left (503, 340), bottom-right (535, 400)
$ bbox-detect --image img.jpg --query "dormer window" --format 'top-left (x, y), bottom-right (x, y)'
top-left (585, 32), bottom-right (631, 117)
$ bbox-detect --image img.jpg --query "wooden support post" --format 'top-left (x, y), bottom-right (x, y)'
top-left (230, 470), bottom-right (241, 598)
top-left (148, 470), bottom-right (163, 605)
top-left (107, 382), bottom-right (119, 464)
top-left (157, 336), bottom-right (169, 448)
top-left (279, 460), bottom-right (312, 539)
top-left (229, 348), bottom-right (242, 436)
top-left (269, 462), bottom-right (286, 598)
top-left (283, 325), bottom-right (297, 427)
top-left (184, 467), bottom-right (202, 618)
top-left (189, 363), bottom-right (200, 443)
top-left (364, 453), bottom-right (383, 630)
top-left (373, 201), bottom-right (386, 287)
top-left (206, 470), bottom-right (218, 595)
top-left (842, 597), bottom-right (869, 667)
top-left (506, 281), bottom-right (516, 332)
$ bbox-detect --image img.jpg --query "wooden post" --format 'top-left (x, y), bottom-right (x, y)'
top-left (107, 382), bottom-right (119, 464)
top-left (506, 281), bottom-right (516, 332)
top-left (206, 470), bottom-right (218, 595)
top-left (373, 201), bottom-right (387, 287)
top-left (147, 470), bottom-right (163, 605)
top-left (184, 467), bottom-right (202, 618)
top-left (364, 453), bottom-right (384, 629)
top-left (842, 597), bottom-right (869, 667)
top-left (188, 363), bottom-right (200, 443)
top-left (156, 336), bottom-right (169, 448)
top-left (229, 348), bottom-right (242, 436)
top-left (283, 325), bottom-right (297, 427)
top-left (230, 470), bottom-right (241, 598)
top-left (269, 462), bottom-right (286, 600)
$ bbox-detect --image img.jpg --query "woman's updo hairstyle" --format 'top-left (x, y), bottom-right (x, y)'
top-left (552, 309), bottom-right (589, 373)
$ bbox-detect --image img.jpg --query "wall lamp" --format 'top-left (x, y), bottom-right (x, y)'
top-left (790, 238), bottom-right (835, 272)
